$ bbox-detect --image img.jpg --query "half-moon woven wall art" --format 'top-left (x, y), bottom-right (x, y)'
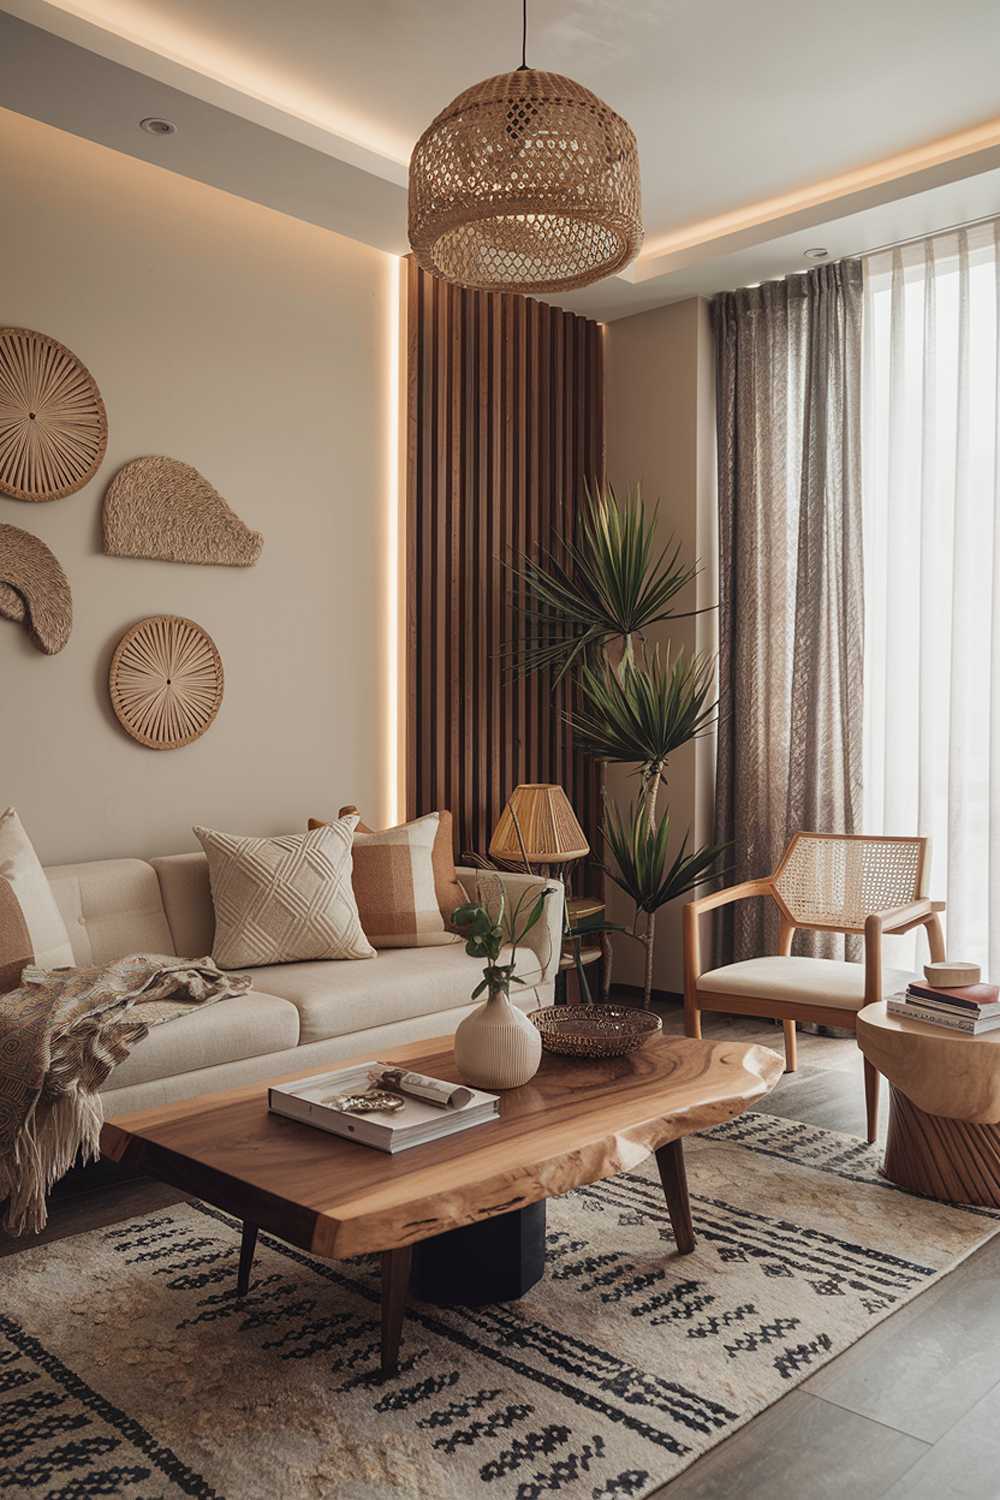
top-left (0, 328), bottom-right (108, 501)
top-left (103, 457), bottom-right (263, 566)
top-left (0, 523), bottom-right (73, 654)
top-left (109, 615), bottom-right (224, 750)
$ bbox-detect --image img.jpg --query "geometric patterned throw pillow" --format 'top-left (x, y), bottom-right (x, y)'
top-left (193, 816), bottom-right (375, 970)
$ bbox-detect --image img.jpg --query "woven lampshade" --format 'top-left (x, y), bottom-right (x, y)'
top-left (490, 783), bottom-right (589, 864)
top-left (408, 68), bottom-right (642, 294)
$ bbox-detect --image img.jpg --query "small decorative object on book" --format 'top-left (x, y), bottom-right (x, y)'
top-left (888, 978), bottom-right (1000, 1035)
top-left (268, 1063), bottom-right (498, 1153)
top-left (367, 1066), bottom-right (473, 1110)
top-left (924, 960), bottom-right (980, 988)
top-left (452, 877), bottom-right (555, 1089)
top-left (530, 1003), bottom-right (662, 1058)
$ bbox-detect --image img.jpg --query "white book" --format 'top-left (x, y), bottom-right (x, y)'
top-left (887, 995), bottom-right (1000, 1036)
top-left (268, 1062), bottom-right (500, 1153)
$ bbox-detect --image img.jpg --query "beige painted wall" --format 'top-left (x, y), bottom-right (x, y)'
top-left (604, 298), bottom-right (718, 993)
top-left (1, 108), bottom-right (396, 866)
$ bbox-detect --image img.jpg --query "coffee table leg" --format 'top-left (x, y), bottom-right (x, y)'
top-left (656, 1139), bottom-right (695, 1253)
top-left (380, 1245), bottom-right (413, 1376)
top-left (237, 1220), bottom-right (258, 1296)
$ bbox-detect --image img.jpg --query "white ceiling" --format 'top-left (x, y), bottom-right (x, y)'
top-left (3, 0), bottom-right (1000, 319)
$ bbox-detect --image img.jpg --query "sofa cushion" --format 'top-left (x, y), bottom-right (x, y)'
top-left (195, 819), bottom-right (375, 969)
top-left (309, 809), bottom-right (463, 947)
top-left (251, 943), bottom-right (545, 1045)
top-left (698, 955), bottom-right (918, 1011)
top-left (2, 807), bottom-right (74, 973)
top-left (150, 852), bottom-right (214, 958)
top-left (45, 858), bottom-right (175, 966)
top-left (103, 989), bottom-right (300, 1092)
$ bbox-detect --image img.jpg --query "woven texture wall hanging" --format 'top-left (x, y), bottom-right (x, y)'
top-left (109, 615), bottom-right (224, 749)
top-left (0, 328), bottom-right (108, 501)
top-left (103, 457), bottom-right (263, 567)
top-left (408, 67), bottom-right (642, 293)
top-left (0, 523), bottom-right (72, 654)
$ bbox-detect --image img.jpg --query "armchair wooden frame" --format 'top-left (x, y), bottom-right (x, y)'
top-left (682, 833), bottom-right (945, 1143)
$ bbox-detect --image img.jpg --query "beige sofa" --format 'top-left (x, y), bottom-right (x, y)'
top-left (43, 852), bottom-right (563, 1118)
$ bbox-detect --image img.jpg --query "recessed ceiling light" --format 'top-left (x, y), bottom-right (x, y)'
top-left (139, 117), bottom-right (177, 137)
top-left (803, 247), bottom-right (829, 259)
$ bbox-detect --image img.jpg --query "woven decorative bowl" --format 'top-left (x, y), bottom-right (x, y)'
top-left (529, 1004), bottom-right (662, 1059)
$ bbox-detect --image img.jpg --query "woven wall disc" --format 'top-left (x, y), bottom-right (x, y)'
top-left (109, 615), bottom-right (223, 750)
top-left (0, 327), bottom-right (108, 501)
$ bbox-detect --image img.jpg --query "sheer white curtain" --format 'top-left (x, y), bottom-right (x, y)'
top-left (863, 222), bottom-right (1000, 971)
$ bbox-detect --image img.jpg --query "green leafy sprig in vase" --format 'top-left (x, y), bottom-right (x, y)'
top-left (452, 879), bottom-right (555, 1089)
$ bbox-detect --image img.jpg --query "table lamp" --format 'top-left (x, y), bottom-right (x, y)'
top-left (490, 783), bottom-right (589, 878)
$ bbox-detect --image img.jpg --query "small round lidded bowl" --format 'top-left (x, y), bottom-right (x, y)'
top-left (528, 1003), bottom-right (662, 1059)
top-left (924, 961), bottom-right (980, 988)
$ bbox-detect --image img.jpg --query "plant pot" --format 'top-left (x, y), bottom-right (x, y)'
top-left (454, 985), bottom-right (542, 1089)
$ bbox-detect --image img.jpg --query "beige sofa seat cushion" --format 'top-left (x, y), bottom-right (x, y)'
top-left (45, 858), bottom-right (175, 966)
top-left (252, 943), bottom-right (544, 1045)
top-left (102, 989), bottom-right (300, 1092)
top-left (698, 955), bottom-right (918, 1012)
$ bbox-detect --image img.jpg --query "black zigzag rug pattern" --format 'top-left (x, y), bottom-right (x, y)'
top-left (3, 1113), bottom-right (997, 1499)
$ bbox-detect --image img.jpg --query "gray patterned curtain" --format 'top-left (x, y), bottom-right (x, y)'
top-left (713, 261), bottom-right (864, 961)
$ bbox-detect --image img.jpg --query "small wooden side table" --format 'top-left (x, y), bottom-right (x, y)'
top-left (857, 1001), bottom-right (1000, 1206)
top-left (557, 896), bottom-right (613, 1004)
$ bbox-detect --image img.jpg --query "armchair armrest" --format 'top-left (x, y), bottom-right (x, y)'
top-left (683, 879), bottom-right (775, 993)
top-left (685, 879), bottom-right (774, 917)
top-left (863, 898), bottom-right (947, 1001)
top-left (455, 868), bottom-right (564, 985)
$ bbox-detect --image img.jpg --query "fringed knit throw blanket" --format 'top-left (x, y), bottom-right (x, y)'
top-left (0, 954), bottom-right (251, 1235)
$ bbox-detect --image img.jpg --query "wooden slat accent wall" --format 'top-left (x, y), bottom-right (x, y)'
top-left (405, 258), bottom-right (605, 867)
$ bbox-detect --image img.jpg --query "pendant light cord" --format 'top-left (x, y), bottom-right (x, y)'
top-left (517, 0), bottom-right (528, 69)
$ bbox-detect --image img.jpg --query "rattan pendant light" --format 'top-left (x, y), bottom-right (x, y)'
top-left (408, 1), bottom-right (642, 294)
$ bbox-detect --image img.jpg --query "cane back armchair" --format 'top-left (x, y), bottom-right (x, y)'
top-left (683, 832), bottom-right (945, 1142)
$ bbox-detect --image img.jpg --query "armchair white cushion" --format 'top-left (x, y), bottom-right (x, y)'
top-left (698, 956), bottom-right (919, 1011)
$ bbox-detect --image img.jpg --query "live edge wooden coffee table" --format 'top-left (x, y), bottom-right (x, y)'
top-left (101, 1033), bottom-right (782, 1374)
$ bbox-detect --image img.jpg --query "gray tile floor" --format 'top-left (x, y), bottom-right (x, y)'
top-left (3, 1009), bottom-right (999, 1498)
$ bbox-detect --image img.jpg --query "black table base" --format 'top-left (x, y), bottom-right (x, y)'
top-left (411, 1200), bottom-right (547, 1307)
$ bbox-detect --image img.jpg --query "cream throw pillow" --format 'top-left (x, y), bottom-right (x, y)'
top-left (194, 818), bottom-right (375, 970)
top-left (308, 810), bottom-right (463, 948)
top-left (0, 807), bottom-right (74, 984)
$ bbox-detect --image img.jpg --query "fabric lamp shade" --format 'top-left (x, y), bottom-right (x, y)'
top-left (490, 784), bottom-right (589, 864)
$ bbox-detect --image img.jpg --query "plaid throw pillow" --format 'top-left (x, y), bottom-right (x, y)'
top-left (308, 809), bottom-right (464, 949)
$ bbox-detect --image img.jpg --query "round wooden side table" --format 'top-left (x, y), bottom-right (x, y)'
top-left (857, 1000), bottom-right (1000, 1206)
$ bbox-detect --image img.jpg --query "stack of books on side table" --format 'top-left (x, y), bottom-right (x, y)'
top-left (888, 981), bottom-right (1000, 1035)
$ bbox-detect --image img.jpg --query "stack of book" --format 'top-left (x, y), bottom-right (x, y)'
top-left (268, 1061), bottom-right (500, 1152)
top-left (888, 980), bottom-right (1000, 1034)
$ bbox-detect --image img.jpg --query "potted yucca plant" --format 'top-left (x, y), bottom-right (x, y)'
top-left (511, 484), bottom-right (727, 1008)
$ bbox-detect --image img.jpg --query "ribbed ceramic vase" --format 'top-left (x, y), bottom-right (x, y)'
top-left (454, 984), bottom-right (542, 1089)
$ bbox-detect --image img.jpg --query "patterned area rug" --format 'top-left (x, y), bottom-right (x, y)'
top-left (4, 1113), bottom-right (998, 1499)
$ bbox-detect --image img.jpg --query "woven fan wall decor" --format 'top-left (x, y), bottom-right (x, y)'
top-left (109, 615), bottom-right (224, 749)
top-left (103, 457), bottom-right (263, 566)
top-left (0, 328), bottom-right (108, 501)
top-left (0, 523), bottom-right (73, 654)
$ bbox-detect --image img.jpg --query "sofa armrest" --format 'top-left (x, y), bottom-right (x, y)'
top-left (455, 868), bottom-right (564, 984)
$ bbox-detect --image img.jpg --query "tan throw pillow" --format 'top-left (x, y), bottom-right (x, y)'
top-left (0, 807), bottom-right (74, 989)
top-left (308, 809), bottom-right (464, 948)
top-left (194, 817), bottom-right (375, 970)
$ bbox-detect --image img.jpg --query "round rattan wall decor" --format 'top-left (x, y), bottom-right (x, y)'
top-left (109, 615), bottom-right (223, 750)
top-left (0, 327), bottom-right (108, 501)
